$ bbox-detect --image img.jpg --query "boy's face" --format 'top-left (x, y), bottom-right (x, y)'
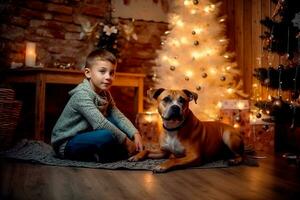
top-left (84, 60), bottom-right (116, 92)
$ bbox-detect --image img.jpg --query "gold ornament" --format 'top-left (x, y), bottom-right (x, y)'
top-left (234, 115), bottom-right (241, 122)
top-left (185, 76), bottom-right (190, 81)
top-left (202, 72), bottom-right (207, 78)
top-left (264, 78), bottom-right (270, 85)
top-left (194, 41), bottom-right (199, 46)
top-left (196, 85), bottom-right (202, 91)
top-left (220, 76), bottom-right (226, 81)
top-left (272, 98), bottom-right (283, 109)
top-left (170, 66), bottom-right (176, 71)
top-left (192, 30), bottom-right (196, 35)
top-left (256, 113), bottom-right (262, 118)
top-left (263, 124), bottom-right (269, 131)
top-left (193, 0), bottom-right (199, 5)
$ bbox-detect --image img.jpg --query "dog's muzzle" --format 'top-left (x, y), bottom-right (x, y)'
top-left (163, 105), bottom-right (183, 121)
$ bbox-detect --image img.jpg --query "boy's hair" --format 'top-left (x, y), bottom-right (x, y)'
top-left (85, 49), bottom-right (117, 68)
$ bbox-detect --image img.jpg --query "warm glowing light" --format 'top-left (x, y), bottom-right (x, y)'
top-left (176, 19), bottom-right (184, 27)
top-left (144, 111), bottom-right (159, 122)
top-left (171, 39), bottom-right (181, 47)
top-left (180, 37), bottom-right (188, 44)
top-left (237, 101), bottom-right (245, 109)
top-left (219, 18), bottom-right (225, 22)
top-left (204, 4), bottom-right (215, 13)
top-left (209, 67), bottom-right (217, 75)
top-left (268, 95), bottom-right (272, 100)
top-left (194, 27), bottom-right (203, 34)
top-left (190, 9), bottom-right (197, 14)
top-left (185, 70), bottom-right (193, 77)
top-left (184, 0), bottom-right (192, 6)
top-left (224, 54), bottom-right (229, 59)
top-left (233, 123), bottom-right (240, 128)
top-left (191, 51), bottom-right (201, 59)
top-left (162, 55), bottom-right (168, 61)
top-left (145, 115), bottom-right (153, 122)
top-left (250, 114), bottom-right (257, 123)
top-left (226, 66), bottom-right (232, 71)
top-left (252, 83), bottom-right (258, 88)
top-left (170, 58), bottom-right (179, 66)
top-left (217, 101), bottom-right (222, 108)
top-left (143, 173), bottom-right (154, 191)
top-left (25, 42), bottom-right (36, 67)
top-left (219, 39), bottom-right (226, 43)
top-left (227, 88), bottom-right (234, 94)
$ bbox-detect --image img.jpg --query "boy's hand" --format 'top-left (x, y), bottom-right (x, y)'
top-left (123, 137), bottom-right (136, 156)
top-left (133, 132), bottom-right (143, 152)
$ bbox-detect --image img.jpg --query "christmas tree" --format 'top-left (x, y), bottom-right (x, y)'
top-left (253, 0), bottom-right (300, 127)
top-left (152, 0), bottom-right (246, 120)
top-left (252, 0), bottom-right (300, 153)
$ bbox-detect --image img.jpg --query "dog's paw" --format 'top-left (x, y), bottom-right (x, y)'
top-left (128, 155), bottom-right (140, 162)
top-left (152, 165), bottom-right (168, 173)
top-left (228, 156), bottom-right (243, 166)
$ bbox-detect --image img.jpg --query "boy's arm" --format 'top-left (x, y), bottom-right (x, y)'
top-left (109, 105), bottom-right (138, 140)
top-left (71, 91), bottom-right (127, 144)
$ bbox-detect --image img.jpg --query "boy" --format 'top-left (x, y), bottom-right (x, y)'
top-left (51, 49), bottom-right (143, 162)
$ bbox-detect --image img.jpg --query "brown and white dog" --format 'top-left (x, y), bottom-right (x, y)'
top-left (129, 88), bottom-right (245, 173)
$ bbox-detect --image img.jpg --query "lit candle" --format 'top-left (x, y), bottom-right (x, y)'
top-left (25, 42), bottom-right (36, 67)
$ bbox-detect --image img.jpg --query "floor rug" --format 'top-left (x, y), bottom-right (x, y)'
top-left (0, 139), bottom-right (238, 170)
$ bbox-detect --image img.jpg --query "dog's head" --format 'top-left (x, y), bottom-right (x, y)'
top-left (147, 88), bottom-right (198, 124)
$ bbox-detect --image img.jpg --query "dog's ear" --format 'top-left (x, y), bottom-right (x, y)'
top-left (147, 88), bottom-right (165, 100)
top-left (182, 89), bottom-right (198, 104)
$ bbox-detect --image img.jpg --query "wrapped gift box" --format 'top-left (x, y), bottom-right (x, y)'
top-left (219, 99), bottom-right (251, 144)
top-left (250, 122), bottom-right (275, 154)
top-left (219, 99), bottom-right (275, 154)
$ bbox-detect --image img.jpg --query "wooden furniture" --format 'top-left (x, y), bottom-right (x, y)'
top-left (3, 68), bottom-right (145, 141)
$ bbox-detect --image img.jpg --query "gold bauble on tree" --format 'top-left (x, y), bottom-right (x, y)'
top-left (256, 113), bottom-right (262, 118)
top-left (220, 76), bottom-right (226, 81)
top-left (263, 124), bottom-right (269, 131)
top-left (193, 0), bottom-right (199, 5)
top-left (234, 115), bottom-right (241, 122)
top-left (272, 98), bottom-right (283, 109)
top-left (264, 78), bottom-right (270, 85)
top-left (202, 72), bottom-right (207, 78)
top-left (170, 66), bottom-right (176, 71)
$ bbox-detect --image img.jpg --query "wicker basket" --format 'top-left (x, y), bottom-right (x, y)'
top-left (0, 88), bottom-right (22, 150)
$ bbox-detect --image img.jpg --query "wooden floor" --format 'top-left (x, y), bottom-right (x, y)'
top-left (1, 155), bottom-right (300, 200)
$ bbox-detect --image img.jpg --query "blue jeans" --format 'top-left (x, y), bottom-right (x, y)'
top-left (64, 116), bottom-right (127, 162)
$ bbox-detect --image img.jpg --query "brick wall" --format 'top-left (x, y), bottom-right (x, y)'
top-left (0, 0), bottom-right (168, 83)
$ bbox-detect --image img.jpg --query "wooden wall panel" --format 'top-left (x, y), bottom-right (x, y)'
top-left (233, 0), bottom-right (244, 92)
top-left (243, 0), bottom-right (253, 94)
top-left (222, 0), bottom-right (274, 96)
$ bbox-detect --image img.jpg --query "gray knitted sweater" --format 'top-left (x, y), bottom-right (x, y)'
top-left (51, 79), bottom-right (138, 156)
